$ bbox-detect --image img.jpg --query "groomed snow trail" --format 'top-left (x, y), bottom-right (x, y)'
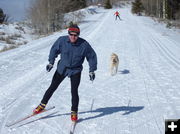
top-left (0, 7), bottom-right (180, 134)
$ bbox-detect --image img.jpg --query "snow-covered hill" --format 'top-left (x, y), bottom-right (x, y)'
top-left (0, 6), bottom-right (100, 52)
top-left (0, 22), bottom-right (35, 52)
top-left (0, 6), bottom-right (180, 134)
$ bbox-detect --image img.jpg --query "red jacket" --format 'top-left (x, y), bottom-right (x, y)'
top-left (114, 11), bottom-right (120, 16)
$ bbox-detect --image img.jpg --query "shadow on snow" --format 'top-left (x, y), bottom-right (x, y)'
top-left (119, 69), bottom-right (130, 74)
top-left (78, 106), bottom-right (144, 122)
top-left (16, 105), bottom-right (144, 127)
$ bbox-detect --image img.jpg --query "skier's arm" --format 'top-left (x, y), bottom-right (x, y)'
top-left (48, 38), bottom-right (62, 65)
top-left (85, 44), bottom-right (97, 73)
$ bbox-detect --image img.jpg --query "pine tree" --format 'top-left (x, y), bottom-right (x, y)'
top-left (132, 0), bottom-right (144, 15)
top-left (166, 0), bottom-right (180, 20)
top-left (104, 0), bottom-right (112, 9)
top-left (79, 0), bottom-right (86, 9)
top-left (0, 8), bottom-right (6, 23)
top-left (66, 0), bottom-right (87, 12)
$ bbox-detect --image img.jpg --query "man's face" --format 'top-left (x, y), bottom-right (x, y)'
top-left (69, 32), bottom-right (79, 43)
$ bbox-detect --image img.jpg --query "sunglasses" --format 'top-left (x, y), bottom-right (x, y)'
top-left (69, 33), bottom-right (78, 37)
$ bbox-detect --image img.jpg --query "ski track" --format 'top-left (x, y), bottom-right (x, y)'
top-left (138, 23), bottom-right (180, 133)
top-left (0, 6), bottom-right (180, 134)
top-left (149, 35), bottom-right (180, 69)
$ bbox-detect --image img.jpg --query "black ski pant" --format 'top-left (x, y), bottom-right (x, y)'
top-left (115, 15), bottom-right (121, 20)
top-left (41, 70), bottom-right (81, 112)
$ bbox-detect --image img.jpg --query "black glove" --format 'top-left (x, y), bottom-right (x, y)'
top-left (46, 64), bottom-right (53, 72)
top-left (89, 72), bottom-right (95, 81)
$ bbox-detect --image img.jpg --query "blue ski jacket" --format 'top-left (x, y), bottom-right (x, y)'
top-left (48, 36), bottom-right (97, 77)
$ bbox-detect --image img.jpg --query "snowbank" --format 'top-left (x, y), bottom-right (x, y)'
top-left (0, 22), bottom-right (35, 52)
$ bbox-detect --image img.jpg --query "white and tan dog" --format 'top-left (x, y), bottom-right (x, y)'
top-left (110, 53), bottom-right (119, 76)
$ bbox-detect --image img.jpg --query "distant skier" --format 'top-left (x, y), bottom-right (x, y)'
top-left (33, 24), bottom-right (97, 122)
top-left (114, 11), bottom-right (121, 20)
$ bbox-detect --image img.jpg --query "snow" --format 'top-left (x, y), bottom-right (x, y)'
top-left (0, 6), bottom-right (98, 52)
top-left (0, 22), bottom-right (35, 52)
top-left (0, 5), bottom-right (180, 134)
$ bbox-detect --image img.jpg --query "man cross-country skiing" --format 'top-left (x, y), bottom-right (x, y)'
top-left (114, 11), bottom-right (121, 20)
top-left (33, 24), bottom-right (97, 122)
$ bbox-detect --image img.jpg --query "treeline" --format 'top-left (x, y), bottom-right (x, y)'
top-left (28, 0), bottom-right (125, 34)
top-left (141, 0), bottom-right (180, 20)
top-left (28, 0), bottom-right (86, 34)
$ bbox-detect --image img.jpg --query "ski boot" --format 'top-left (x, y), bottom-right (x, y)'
top-left (71, 111), bottom-right (78, 122)
top-left (33, 103), bottom-right (46, 114)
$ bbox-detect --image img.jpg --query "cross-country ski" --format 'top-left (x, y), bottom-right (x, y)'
top-left (6, 106), bottom-right (55, 127)
top-left (69, 121), bottom-right (77, 134)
